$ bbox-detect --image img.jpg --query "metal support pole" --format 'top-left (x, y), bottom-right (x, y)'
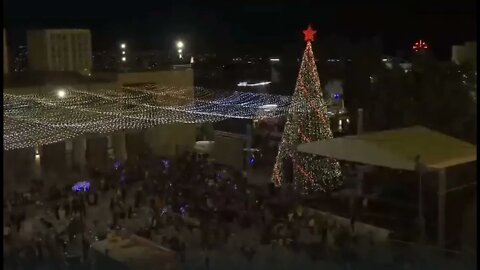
top-left (438, 168), bottom-right (447, 247)
top-left (418, 172), bottom-right (426, 242)
top-left (357, 108), bottom-right (364, 135)
top-left (107, 135), bottom-right (115, 160)
top-left (73, 136), bottom-right (87, 175)
top-left (415, 155), bottom-right (426, 243)
top-left (245, 124), bottom-right (253, 184)
top-left (112, 132), bottom-right (128, 161)
top-left (65, 140), bottom-right (73, 171)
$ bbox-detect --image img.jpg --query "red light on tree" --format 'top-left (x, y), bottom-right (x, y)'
top-left (303, 25), bottom-right (317, 42)
top-left (413, 39), bottom-right (429, 53)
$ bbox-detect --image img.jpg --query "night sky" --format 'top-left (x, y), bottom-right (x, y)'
top-left (4, 0), bottom-right (477, 59)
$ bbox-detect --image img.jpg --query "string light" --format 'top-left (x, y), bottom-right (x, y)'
top-left (271, 27), bottom-right (342, 193)
top-left (4, 84), bottom-right (345, 152)
top-left (3, 87), bottom-right (290, 150)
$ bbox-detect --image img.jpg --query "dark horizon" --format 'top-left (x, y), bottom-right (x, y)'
top-left (4, 0), bottom-right (477, 59)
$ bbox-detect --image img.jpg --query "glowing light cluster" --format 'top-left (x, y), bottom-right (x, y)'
top-left (3, 86), bottom-right (291, 150)
top-left (237, 81), bottom-right (272, 87)
top-left (413, 39), bottom-right (428, 53)
top-left (72, 181), bottom-right (91, 192)
top-left (271, 27), bottom-right (342, 193)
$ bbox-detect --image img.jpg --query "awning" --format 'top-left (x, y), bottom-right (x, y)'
top-left (297, 126), bottom-right (476, 171)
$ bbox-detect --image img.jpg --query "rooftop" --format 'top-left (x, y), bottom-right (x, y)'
top-left (298, 126), bottom-right (477, 171)
top-left (3, 71), bottom-right (114, 88)
top-left (28, 29), bottom-right (90, 33)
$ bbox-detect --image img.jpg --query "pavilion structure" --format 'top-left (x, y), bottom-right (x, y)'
top-left (297, 126), bottom-right (477, 247)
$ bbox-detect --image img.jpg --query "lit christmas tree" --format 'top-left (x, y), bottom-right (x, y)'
top-left (271, 25), bottom-right (342, 193)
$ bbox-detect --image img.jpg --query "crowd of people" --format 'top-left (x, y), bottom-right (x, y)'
top-left (3, 151), bottom-right (474, 270)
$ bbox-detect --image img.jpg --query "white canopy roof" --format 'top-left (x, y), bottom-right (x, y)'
top-left (297, 126), bottom-right (476, 171)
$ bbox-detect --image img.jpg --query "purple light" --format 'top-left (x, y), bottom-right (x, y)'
top-left (113, 160), bottom-right (122, 170)
top-left (72, 181), bottom-right (91, 193)
top-left (179, 206), bottom-right (186, 216)
top-left (162, 160), bottom-right (170, 169)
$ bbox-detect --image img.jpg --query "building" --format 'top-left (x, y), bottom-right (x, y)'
top-left (95, 69), bottom-right (196, 158)
top-left (4, 29), bottom-right (8, 74)
top-left (452, 41), bottom-right (477, 66)
top-left (92, 49), bottom-right (185, 73)
top-left (13, 45), bottom-right (28, 73)
top-left (383, 57), bottom-right (412, 73)
top-left (27, 29), bottom-right (92, 75)
top-left (4, 68), bottom-right (196, 181)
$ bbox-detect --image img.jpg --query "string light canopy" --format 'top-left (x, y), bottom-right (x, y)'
top-left (4, 84), bottom-right (345, 151)
top-left (4, 86), bottom-right (293, 150)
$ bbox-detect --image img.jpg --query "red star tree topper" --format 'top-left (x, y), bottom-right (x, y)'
top-left (303, 25), bottom-right (317, 42)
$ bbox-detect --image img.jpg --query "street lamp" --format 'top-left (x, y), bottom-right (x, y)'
top-left (176, 41), bottom-right (184, 59)
top-left (57, 89), bottom-right (66, 98)
top-left (35, 147), bottom-right (40, 160)
top-left (119, 42), bottom-right (128, 69)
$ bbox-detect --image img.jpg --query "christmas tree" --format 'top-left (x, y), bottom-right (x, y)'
top-left (271, 26), bottom-right (342, 193)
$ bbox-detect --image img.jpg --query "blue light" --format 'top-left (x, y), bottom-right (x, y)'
top-left (72, 181), bottom-right (91, 193)
top-left (334, 93), bottom-right (340, 100)
top-left (249, 155), bottom-right (256, 165)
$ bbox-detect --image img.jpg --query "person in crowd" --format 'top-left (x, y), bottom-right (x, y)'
top-left (5, 154), bottom-right (381, 269)
top-left (127, 205), bottom-right (133, 219)
top-left (109, 197), bottom-right (115, 212)
top-left (204, 249), bottom-right (210, 270)
top-left (134, 189), bottom-right (141, 208)
top-left (54, 204), bottom-right (60, 220)
top-left (308, 216), bottom-right (315, 235)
